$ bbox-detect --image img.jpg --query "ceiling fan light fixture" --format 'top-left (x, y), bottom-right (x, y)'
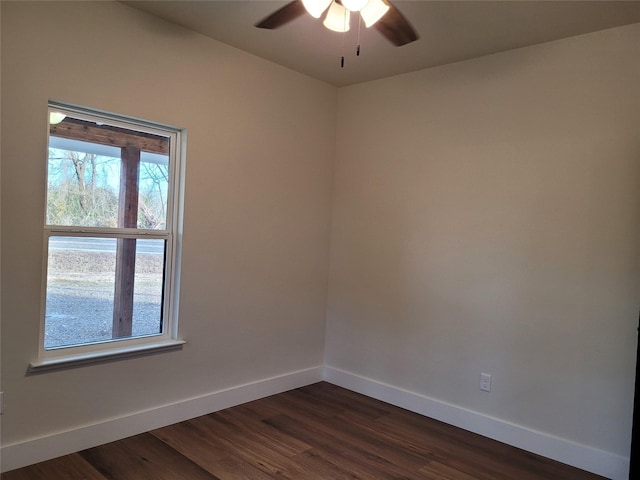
top-left (49, 111), bottom-right (66, 125)
top-left (342, 0), bottom-right (369, 12)
top-left (360, 0), bottom-right (389, 27)
top-left (301, 0), bottom-right (332, 18)
top-left (323, 1), bottom-right (350, 32)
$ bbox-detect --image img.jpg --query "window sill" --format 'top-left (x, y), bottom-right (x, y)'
top-left (28, 339), bottom-right (186, 373)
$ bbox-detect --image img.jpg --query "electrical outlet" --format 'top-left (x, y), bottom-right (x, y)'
top-left (480, 373), bottom-right (492, 392)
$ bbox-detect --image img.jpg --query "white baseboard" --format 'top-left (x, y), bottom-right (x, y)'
top-left (323, 366), bottom-right (629, 480)
top-left (0, 366), bottom-right (323, 473)
top-left (1, 365), bottom-right (629, 479)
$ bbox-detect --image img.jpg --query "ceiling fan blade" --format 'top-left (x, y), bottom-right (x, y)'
top-left (255, 1), bottom-right (307, 29)
top-left (373, 1), bottom-right (419, 46)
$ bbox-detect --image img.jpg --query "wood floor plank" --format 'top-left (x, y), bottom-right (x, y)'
top-left (192, 413), bottom-right (322, 480)
top-left (152, 419), bottom-right (280, 479)
top-left (349, 411), bottom-right (519, 480)
top-left (296, 408), bottom-right (436, 473)
top-left (289, 449), bottom-right (367, 480)
top-left (0, 453), bottom-right (106, 480)
top-left (78, 432), bottom-right (220, 480)
top-left (2, 382), bottom-right (608, 480)
top-left (264, 413), bottom-right (433, 479)
top-left (240, 395), bottom-right (289, 419)
top-left (152, 409), bottom-right (315, 480)
top-left (371, 411), bottom-right (553, 480)
top-left (151, 419), bottom-right (233, 463)
top-left (297, 382), bottom-right (394, 420)
top-left (257, 391), bottom-right (440, 475)
top-left (419, 460), bottom-right (482, 480)
top-left (217, 407), bottom-right (312, 457)
top-left (198, 455), bottom-right (279, 480)
top-left (373, 405), bottom-right (605, 480)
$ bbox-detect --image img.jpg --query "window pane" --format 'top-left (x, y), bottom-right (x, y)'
top-left (45, 236), bottom-right (165, 349)
top-left (47, 144), bottom-right (121, 228)
top-left (132, 239), bottom-right (166, 336)
top-left (138, 155), bottom-right (170, 230)
top-left (47, 114), bottom-right (170, 230)
top-left (45, 236), bottom-right (117, 349)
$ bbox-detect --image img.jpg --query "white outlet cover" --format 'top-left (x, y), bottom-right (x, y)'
top-left (480, 373), bottom-right (492, 392)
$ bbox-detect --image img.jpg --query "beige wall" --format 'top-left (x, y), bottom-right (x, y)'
top-left (1, 1), bottom-right (335, 445)
top-left (327, 23), bottom-right (640, 458)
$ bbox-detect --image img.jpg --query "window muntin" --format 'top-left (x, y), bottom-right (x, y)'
top-left (41, 103), bottom-right (182, 356)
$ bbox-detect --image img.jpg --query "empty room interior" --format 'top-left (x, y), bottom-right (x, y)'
top-left (1, 1), bottom-right (640, 479)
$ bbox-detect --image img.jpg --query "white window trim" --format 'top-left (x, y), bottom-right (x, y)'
top-left (31, 102), bottom-right (186, 372)
top-left (28, 339), bottom-right (186, 373)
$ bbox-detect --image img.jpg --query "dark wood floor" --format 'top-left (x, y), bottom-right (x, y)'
top-left (2, 382), bottom-right (607, 480)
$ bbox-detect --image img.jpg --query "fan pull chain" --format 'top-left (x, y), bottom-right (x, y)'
top-left (340, 8), bottom-right (348, 68)
top-left (356, 15), bottom-right (362, 56)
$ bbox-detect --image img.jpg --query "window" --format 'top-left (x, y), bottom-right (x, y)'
top-left (31, 103), bottom-right (185, 371)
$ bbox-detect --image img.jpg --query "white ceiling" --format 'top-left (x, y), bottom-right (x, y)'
top-left (124, 0), bottom-right (640, 86)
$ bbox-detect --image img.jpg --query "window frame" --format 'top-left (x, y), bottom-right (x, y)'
top-left (30, 102), bottom-right (185, 372)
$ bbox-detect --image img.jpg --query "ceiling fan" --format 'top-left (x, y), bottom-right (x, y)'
top-left (255, 0), bottom-right (419, 47)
